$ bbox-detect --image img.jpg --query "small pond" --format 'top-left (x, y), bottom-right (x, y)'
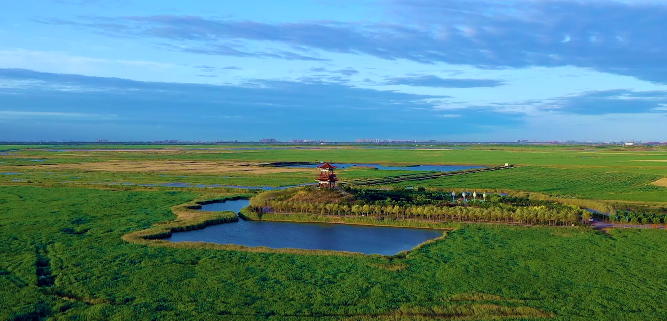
top-left (283, 163), bottom-right (483, 172)
top-left (166, 199), bottom-right (443, 255)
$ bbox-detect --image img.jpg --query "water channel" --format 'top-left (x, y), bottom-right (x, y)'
top-left (165, 199), bottom-right (444, 255)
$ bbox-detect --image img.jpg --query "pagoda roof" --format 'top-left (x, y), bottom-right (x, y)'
top-left (317, 162), bottom-right (337, 169)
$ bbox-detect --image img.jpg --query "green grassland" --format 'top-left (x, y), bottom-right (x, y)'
top-left (4, 144), bottom-right (667, 168)
top-left (2, 144), bottom-right (666, 203)
top-left (0, 166), bottom-right (420, 190)
top-left (390, 166), bottom-right (666, 202)
top-left (2, 186), bottom-right (667, 320)
top-left (0, 169), bottom-right (313, 188)
top-left (1, 145), bottom-right (667, 320)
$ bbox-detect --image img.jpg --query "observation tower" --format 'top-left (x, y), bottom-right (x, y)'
top-left (316, 162), bottom-right (338, 188)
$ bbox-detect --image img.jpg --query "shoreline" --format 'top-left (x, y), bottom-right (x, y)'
top-left (124, 195), bottom-right (663, 258)
top-left (238, 208), bottom-right (456, 230)
top-left (123, 196), bottom-right (453, 257)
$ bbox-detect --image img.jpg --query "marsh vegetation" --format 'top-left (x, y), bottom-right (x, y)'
top-left (249, 187), bottom-right (589, 226)
top-left (1, 144), bottom-right (667, 320)
top-left (3, 186), bottom-right (667, 320)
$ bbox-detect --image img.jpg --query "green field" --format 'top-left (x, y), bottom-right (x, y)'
top-left (2, 145), bottom-right (666, 203)
top-left (3, 185), bottom-right (667, 320)
top-left (0, 187), bottom-right (667, 320)
top-left (1, 145), bottom-right (667, 320)
top-left (390, 166), bottom-right (666, 202)
top-left (5, 145), bottom-right (667, 169)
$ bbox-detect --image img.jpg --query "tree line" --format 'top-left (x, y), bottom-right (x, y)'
top-left (250, 199), bottom-right (587, 226)
top-left (609, 210), bottom-right (667, 225)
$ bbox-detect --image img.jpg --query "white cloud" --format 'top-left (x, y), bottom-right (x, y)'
top-left (0, 111), bottom-right (117, 119)
top-left (0, 49), bottom-right (174, 75)
top-left (0, 79), bottom-right (110, 93)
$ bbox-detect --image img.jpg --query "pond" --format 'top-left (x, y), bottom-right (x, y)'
top-left (166, 199), bottom-right (443, 255)
top-left (282, 163), bottom-right (483, 172)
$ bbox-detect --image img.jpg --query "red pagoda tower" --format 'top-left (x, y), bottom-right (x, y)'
top-left (316, 162), bottom-right (338, 188)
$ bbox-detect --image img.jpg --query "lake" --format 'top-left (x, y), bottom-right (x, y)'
top-left (166, 199), bottom-right (444, 255)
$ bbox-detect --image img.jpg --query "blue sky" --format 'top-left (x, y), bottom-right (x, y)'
top-left (1, 0), bottom-right (667, 142)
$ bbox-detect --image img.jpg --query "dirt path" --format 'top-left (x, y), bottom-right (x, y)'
top-left (652, 177), bottom-right (667, 187)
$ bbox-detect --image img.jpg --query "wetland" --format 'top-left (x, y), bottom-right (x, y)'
top-left (167, 199), bottom-right (444, 255)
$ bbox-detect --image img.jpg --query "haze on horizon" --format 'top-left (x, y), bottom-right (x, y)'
top-left (1, 0), bottom-right (666, 142)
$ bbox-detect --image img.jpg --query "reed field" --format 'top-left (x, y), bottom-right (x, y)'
top-left (2, 186), bottom-right (667, 320)
top-left (1, 144), bottom-right (667, 320)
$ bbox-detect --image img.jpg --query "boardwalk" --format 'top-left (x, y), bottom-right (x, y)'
top-left (344, 165), bottom-right (515, 186)
top-left (591, 219), bottom-right (666, 230)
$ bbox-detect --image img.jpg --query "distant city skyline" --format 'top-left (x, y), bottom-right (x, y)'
top-left (1, 0), bottom-right (667, 141)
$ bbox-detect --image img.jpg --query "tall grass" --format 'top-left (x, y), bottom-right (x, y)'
top-left (3, 186), bottom-right (667, 320)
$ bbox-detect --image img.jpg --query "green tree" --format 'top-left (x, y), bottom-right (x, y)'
top-left (362, 204), bottom-right (370, 216)
top-left (582, 211), bottom-right (592, 224)
top-left (392, 205), bottom-right (401, 219)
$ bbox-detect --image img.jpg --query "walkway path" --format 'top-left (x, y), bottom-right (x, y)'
top-left (591, 218), bottom-right (666, 230)
top-left (345, 165), bottom-right (515, 186)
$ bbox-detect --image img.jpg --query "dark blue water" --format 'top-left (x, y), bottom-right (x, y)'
top-left (166, 199), bottom-right (443, 255)
top-left (285, 163), bottom-right (482, 171)
top-left (198, 199), bottom-right (250, 212)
